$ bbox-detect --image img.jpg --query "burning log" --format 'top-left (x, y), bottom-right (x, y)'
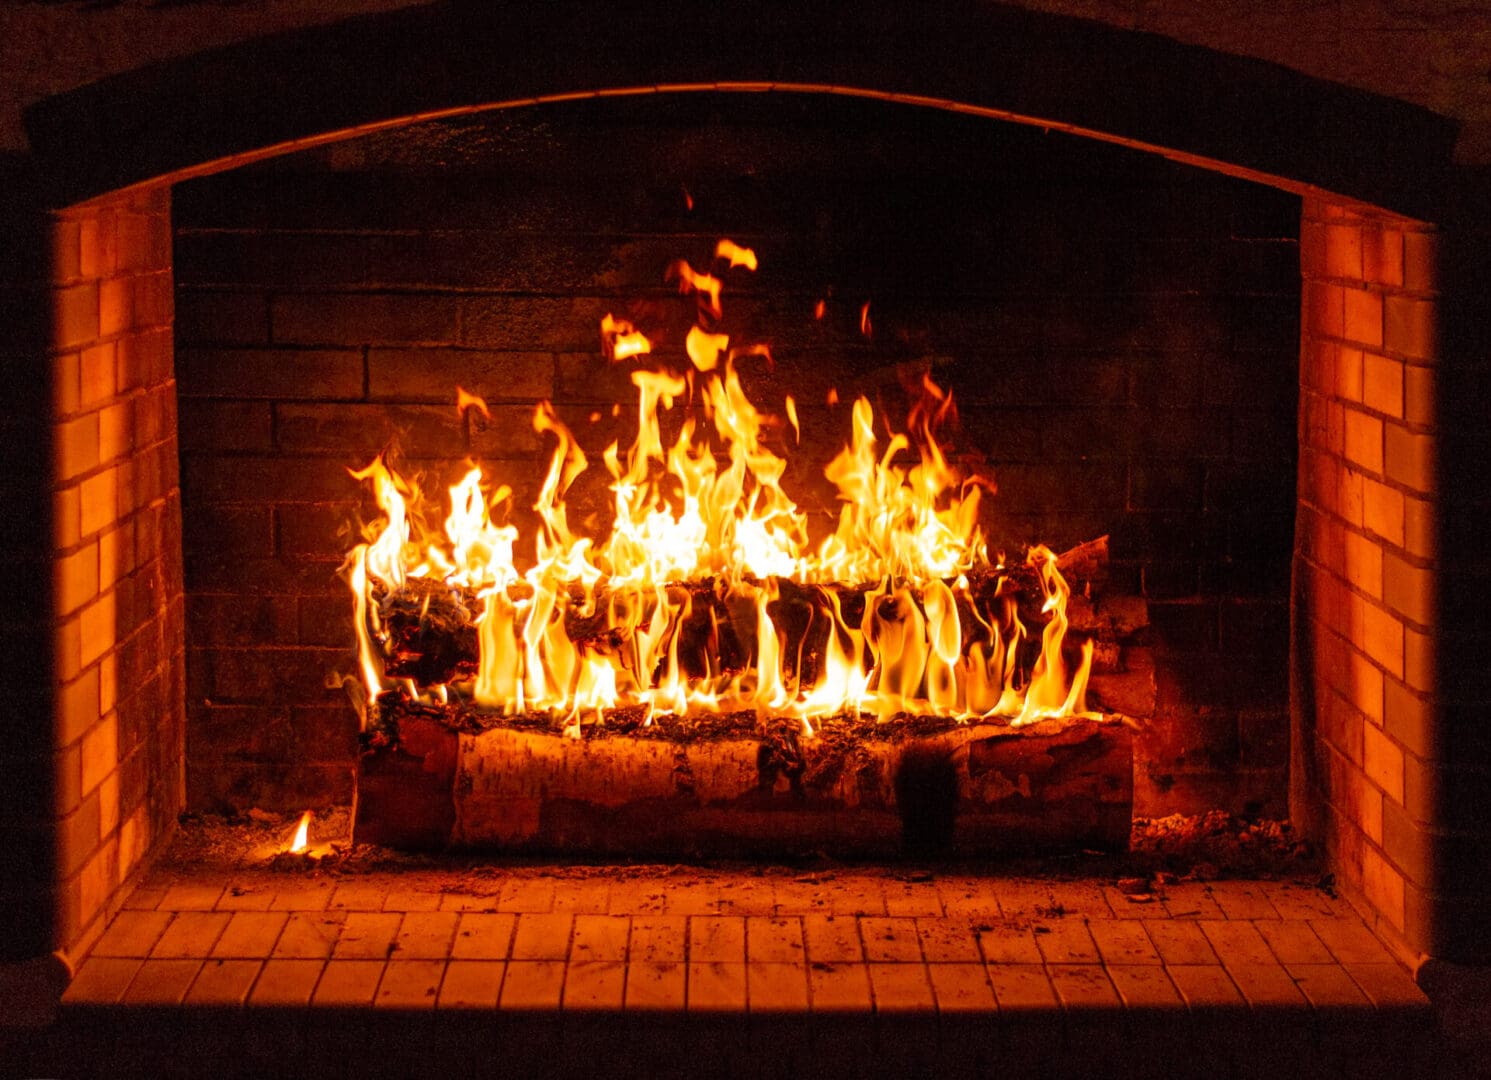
top-left (1056, 534), bottom-right (1109, 582)
top-left (354, 702), bottom-right (1133, 858)
top-left (376, 578), bottom-right (479, 687)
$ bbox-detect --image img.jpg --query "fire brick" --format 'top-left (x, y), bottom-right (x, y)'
top-left (748, 961), bottom-right (810, 1012)
top-left (376, 959), bottom-right (447, 1009)
top-left (52, 282), bottom-right (100, 351)
top-left (1385, 424), bottom-right (1435, 495)
top-left (1362, 227), bottom-right (1404, 288)
top-left (1363, 725), bottom-right (1406, 805)
top-left (80, 711), bottom-right (117, 795)
top-left (54, 413), bottom-right (100, 485)
top-left (625, 960), bottom-right (685, 1010)
top-left (176, 347), bottom-right (364, 400)
top-left (437, 960), bottom-right (505, 1009)
top-left (1324, 223), bottom-right (1362, 279)
top-left (1384, 297), bottom-right (1436, 361)
top-left (1404, 628), bottom-right (1435, 695)
top-left (1347, 649), bottom-right (1385, 725)
top-left (1401, 231), bottom-right (1439, 295)
top-left (1365, 841), bottom-right (1407, 930)
top-left (1362, 479), bottom-right (1404, 546)
top-left (312, 959), bottom-right (383, 1006)
top-left (867, 962), bottom-right (935, 1012)
top-left (690, 916), bottom-right (745, 964)
top-left (1383, 678), bottom-right (1434, 760)
top-left (99, 277), bottom-right (133, 338)
top-left (1344, 408), bottom-right (1383, 473)
top-left (368, 347), bottom-right (556, 403)
top-left (1088, 920), bottom-right (1162, 965)
top-left (1343, 287), bottom-right (1384, 349)
top-left (272, 293), bottom-right (459, 347)
top-left (1362, 353), bottom-right (1404, 418)
top-left (1383, 553), bottom-right (1433, 627)
top-left (1255, 920), bottom-right (1334, 965)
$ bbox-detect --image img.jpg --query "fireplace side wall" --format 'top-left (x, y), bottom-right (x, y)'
top-left (1294, 197), bottom-right (1450, 961)
top-left (46, 189), bottom-right (185, 959)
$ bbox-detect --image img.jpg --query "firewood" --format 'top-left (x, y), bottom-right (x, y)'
top-left (377, 578), bottom-right (479, 687)
top-left (1056, 534), bottom-right (1110, 581)
top-left (354, 699), bottom-right (1133, 857)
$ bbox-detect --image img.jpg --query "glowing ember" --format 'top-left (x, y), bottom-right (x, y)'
top-left (289, 811), bottom-right (312, 853)
top-left (343, 244), bottom-right (1099, 735)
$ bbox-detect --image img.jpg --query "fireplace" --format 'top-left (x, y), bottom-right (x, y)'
top-left (168, 95), bottom-right (1296, 857)
top-left (7, 1), bottom-right (1487, 1006)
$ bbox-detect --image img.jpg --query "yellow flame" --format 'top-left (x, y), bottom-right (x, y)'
top-left (289, 811), bottom-right (311, 853)
top-left (601, 314), bottom-right (653, 362)
top-left (715, 239), bottom-right (758, 271)
top-left (668, 260), bottom-right (723, 320)
top-left (345, 241), bottom-right (1101, 732)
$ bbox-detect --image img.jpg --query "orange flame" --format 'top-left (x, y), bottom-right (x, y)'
top-left (667, 260), bottom-right (723, 320)
top-left (456, 386), bottom-right (490, 421)
top-left (601, 314), bottom-right (653, 362)
top-left (289, 811), bottom-right (311, 853)
top-left (345, 242), bottom-right (1100, 734)
top-left (715, 239), bottom-right (758, 271)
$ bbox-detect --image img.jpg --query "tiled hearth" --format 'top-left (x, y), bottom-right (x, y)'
top-left (43, 868), bottom-right (1431, 1079)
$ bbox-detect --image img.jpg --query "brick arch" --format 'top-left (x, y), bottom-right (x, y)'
top-left (23, 1), bottom-right (1455, 217)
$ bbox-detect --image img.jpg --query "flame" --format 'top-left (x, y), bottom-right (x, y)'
top-left (859, 301), bottom-right (872, 338)
top-left (289, 811), bottom-right (311, 853)
top-left (456, 386), bottom-right (490, 421)
top-left (715, 239), bottom-right (758, 271)
top-left (344, 242), bottom-right (1101, 733)
top-left (601, 314), bottom-right (653, 363)
top-left (667, 260), bottom-right (723, 320)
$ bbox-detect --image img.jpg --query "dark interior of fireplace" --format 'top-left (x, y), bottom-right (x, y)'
top-left (170, 93), bottom-right (1300, 828)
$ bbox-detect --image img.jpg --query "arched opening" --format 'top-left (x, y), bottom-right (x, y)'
top-left (14, 7), bottom-right (1471, 1015)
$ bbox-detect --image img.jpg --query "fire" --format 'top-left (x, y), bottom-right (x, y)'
top-left (289, 811), bottom-right (312, 853)
top-left (344, 244), bottom-right (1099, 735)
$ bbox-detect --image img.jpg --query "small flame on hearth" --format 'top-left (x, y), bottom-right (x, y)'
top-left (289, 811), bottom-right (311, 853)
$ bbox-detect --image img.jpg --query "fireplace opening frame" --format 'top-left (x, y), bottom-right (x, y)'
top-left (7, 2), bottom-right (1481, 988)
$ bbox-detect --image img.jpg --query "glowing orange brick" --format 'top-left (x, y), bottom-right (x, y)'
top-left (1324, 224), bottom-right (1362, 279)
top-left (1343, 409), bottom-right (1383, 474)
top-left (1362, 353), bottom-right (1403, 418)
top-left (1362, 724), bottom-right (1405, 804)
top-left (1361, 847), bottom-right (1406, 931)
top-left (1385, 296), bottom-right (1436, 361)
top-left (1359, 599), bottom-right (1405, 679)
top-left (1362, 226), bottom-right (1404, 287)
top-left (1343, 287), bottom-right (1383, 348)
top-left (1362, 479), bottom-right (1404, 546)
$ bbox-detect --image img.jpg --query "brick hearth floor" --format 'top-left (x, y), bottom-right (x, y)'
top-left (45, 869), bottom-right (1434, 1079)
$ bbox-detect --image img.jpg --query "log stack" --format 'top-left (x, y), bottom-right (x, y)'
top-left (351, 534), bottom-right (1148, 858)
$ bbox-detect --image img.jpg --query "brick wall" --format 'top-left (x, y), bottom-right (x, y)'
top-left (46, 189), bottom-right (185, 960)
top-left (172, 100), bottom-right (1299, 816)
top-left (1294, 198), bottom-right (1446, 959)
